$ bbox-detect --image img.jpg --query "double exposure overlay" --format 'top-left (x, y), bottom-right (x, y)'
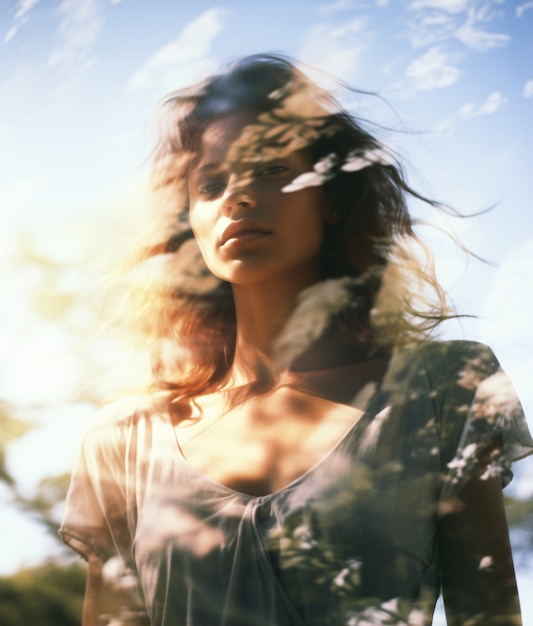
top-left (57, 56), bottom-right (533, 626)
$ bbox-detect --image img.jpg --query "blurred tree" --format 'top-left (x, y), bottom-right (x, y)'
top-left (0, 561), bottom-right (85, 626)
top-left (0, 403), bottom-right (32, 487)
top-left (0, 402), bottom-right (71, 537)
top-left (1, 223), bottom-right (532, 626)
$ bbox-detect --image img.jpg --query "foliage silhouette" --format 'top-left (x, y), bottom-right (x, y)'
top-left (0, 560), bottom-right (85, 626)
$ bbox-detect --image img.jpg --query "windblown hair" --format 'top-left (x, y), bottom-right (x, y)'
top-left (117, 54), bottom-right (454, 400)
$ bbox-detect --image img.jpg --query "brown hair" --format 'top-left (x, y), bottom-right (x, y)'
top-left (116, 54), bottom-right (453, 401)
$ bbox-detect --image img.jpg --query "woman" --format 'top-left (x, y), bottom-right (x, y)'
top-left (60, 54), bottom-right (533, 626)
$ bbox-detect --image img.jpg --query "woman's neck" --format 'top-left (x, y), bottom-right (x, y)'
top-left (219, 274), bottom-right (385, 394)
top-left (229, 272), bottom-right (321, 385)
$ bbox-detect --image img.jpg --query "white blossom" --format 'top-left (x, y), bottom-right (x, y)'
top-left (480, 462), bottom-right (503, 481)
top-left (407, 608), bottom-right (426, 626)
top-left (334, 566), bottom-right (351, 587)
top-left (314, 153), bottom-right (337, 174)
top-left (447, 443), bottom-right (477, 473)
top-left (341, 148), bottom-right (395, 173)
top-left (478, 555), bottom-right (494, 570)
top-left (282, 170), bottom-right (325, 193)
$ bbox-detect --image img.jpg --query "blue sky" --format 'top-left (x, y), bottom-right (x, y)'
top-left (1, 0), bottom-right (532, 604)
top-left (1, 0), bottom-right (532, 262)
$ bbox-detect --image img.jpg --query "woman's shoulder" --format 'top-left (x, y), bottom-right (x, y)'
top-left (406, 339), bottom-right (500, 385)
top-left (84, 393), bottom-right (161, 436)
top-left (416, 339), bottom-right (497, 361)
top-left (75, 393), bottom-right (169, 470)
top-left (384, 340), bottom-right (507, 434)
top-left (381, 340), bottom-right (499, 395)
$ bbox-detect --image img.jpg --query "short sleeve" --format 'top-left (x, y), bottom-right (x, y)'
top-left (419, 341), bottom-right (533, 501)
top-left (59, 401), bottom-right (134, 561)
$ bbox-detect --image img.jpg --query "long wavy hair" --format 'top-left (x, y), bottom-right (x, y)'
top-left (116, 54), bottom-right (454, 401)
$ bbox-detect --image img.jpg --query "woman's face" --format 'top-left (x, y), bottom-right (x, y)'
top-left (187, 112), bottom-right (328, 289)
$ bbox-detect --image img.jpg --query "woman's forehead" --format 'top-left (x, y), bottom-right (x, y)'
top-left (196, 112), bottom-right (259, 168)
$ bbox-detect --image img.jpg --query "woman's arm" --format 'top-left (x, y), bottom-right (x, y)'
top-left (438, 436), bottom-right (522, 626)
top-left (83, 558), bottom-right (105, 626)
top-left (82, 556), bottom-right (150, 626)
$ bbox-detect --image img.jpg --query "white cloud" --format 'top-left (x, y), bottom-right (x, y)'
top-left (129, 9), bottom-right (228, 94)
top-left (3, 0), bottom-right (40, 44)
top-left (524, 80), bottom-right (533, 98)
top-left (3, 25), bottom-right (18, 44)
top-left (404, 1), bottom-right (510, 51)
top-left (299, 18), bottom-right (368, 83)
top-left (516, 1), bottom-right (533, 17)
top-left (420, 13), bottom-right (454, 26)
top-left (408, 0), bottom-right (471, 13)
top-left (454, 4), bottom-right (510, 51)
top-left (405, 47), bottom-right (460, 90)
top-left (458, 91), bottom-right (507, 119)
top-left (434, 89), bottom-right (508, 133)
top-left (316, 0), bottom-right (360, 13)
top-left (47, 0), bottom-right (103, 71)
top-left (329, 17), bottom-right (368, 43)
top-left (432, 115), bottom-right (456, 135)
top-left (455, 23), bottom-right (509, 51)
top-left (477, 91), bottom-right (507, 113)
top-left (379, 56), bottom-right (404, 76)
top-left (15, 0), bottom-right (40, 19)
top-left (404, 12), bottom-right (459, 48)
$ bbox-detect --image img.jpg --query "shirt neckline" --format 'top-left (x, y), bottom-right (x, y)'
top-left (171, 386), bottom-right (384, 501)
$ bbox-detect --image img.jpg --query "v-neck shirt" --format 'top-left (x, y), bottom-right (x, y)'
top-left (60, 341), bottom-right (533, 626)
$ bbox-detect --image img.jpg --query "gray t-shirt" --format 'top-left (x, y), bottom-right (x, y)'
top-left (60, 341), bottom-right (533, 625)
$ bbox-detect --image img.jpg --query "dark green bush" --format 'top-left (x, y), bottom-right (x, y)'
top-left (0, 560), bottom-right (86, 626)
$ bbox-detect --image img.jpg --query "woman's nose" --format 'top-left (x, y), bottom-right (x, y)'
top-left (222, 175), bottom-right (256, 214)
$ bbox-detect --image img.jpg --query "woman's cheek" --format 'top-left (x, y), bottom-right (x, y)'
top-left (193, 231), bottom-right (225, 279)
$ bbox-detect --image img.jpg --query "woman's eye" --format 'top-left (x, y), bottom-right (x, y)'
top-left (198, 181), bottom-right (225, 195)
top-left (257, 164), bottom-right (288, 177)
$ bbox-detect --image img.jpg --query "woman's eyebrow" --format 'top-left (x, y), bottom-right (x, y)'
top-left (190, 162), bottom-right (224, 181)
top-left (194, 162), bottom-right (220, 174)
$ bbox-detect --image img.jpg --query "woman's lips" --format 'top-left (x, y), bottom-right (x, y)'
top-left (220, 221), bottom-right (272, 247)
top-left (223, 230), bottom-right (271, 247)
